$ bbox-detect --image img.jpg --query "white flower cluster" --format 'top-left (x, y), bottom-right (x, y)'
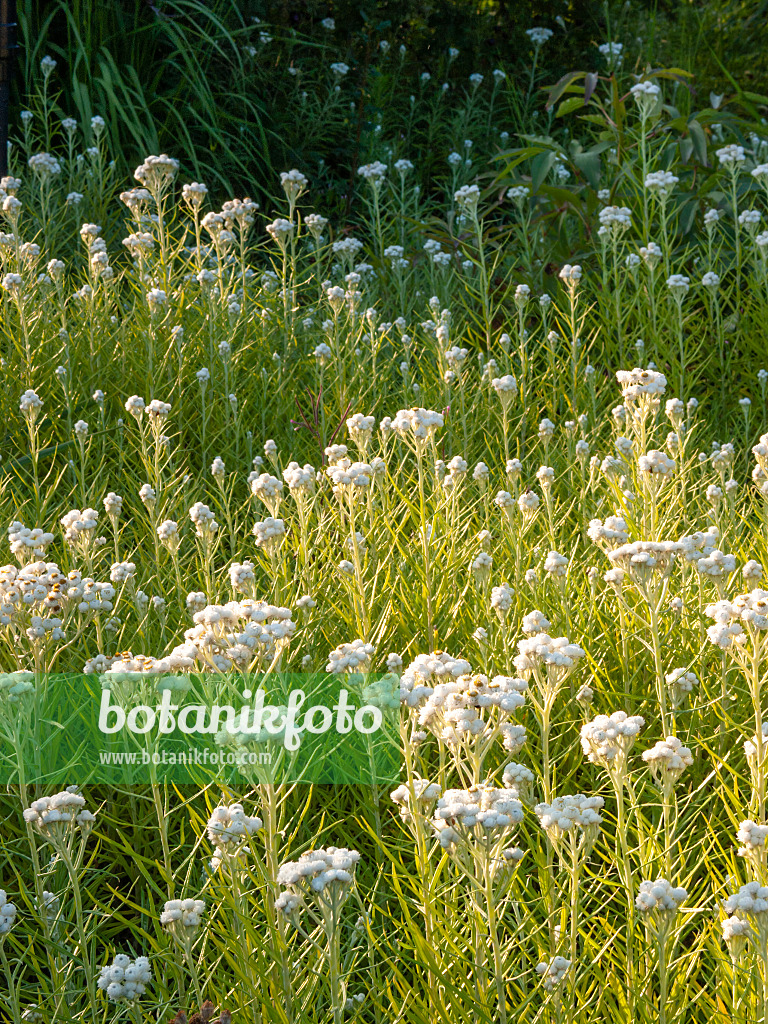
top-left (160, 898), bottom-right (205, 943)
top-left (723, 883), bottom-right (768, 952)
top-left (391, 408), bottom-right (444, 446)
top-left (23, 788), bottom-right (96, 842)
top-left (665, 668), bottom-right (698, 707)
top-left (535, 956), bottom-right (571, 991)
top-left (587, 515), bottom-right (629, 550)
top-left (616, 367), bottom-right (667, 401)
top-left (97, 953), bottom-right (152, 1003)
top-left (635, 879), bottom-right (687, 927)
top-left (7, 522), bottom-right (55, 560)
top-left (534, 794), bottom-right (604, 853)
top-left (207, 802), bottom-right (263, 857)
top-left (276, 847), bottom-right (361, 917)
top-left (514, 632), bottom-right (586, 691)
top-left (501, 762), bottom-right (535, 804)
top-left (390, 777), bottom-right (442, 821)
top-left (706, 589), bottom-right (768, 649)
top-left (642, 736), bottom-right (693, 791)
top-left (607, 540), bottom-right (682, 578)
top-left (253, 517), bottom-right (286, 553)
top-left (398, 651), bottom-right (471, 708)
top-left (432, 785), bottom-right (524, 849)
top-left (0, 889), bottom-right (17, 934)
top-left (170, 600), bottom-right (295, 672)
top-left (326, 639), bottom-right (374, 674)
top-left (580, 711), bottom-right (645, 771)
top-left (417, 673), bottom-right (526, 749)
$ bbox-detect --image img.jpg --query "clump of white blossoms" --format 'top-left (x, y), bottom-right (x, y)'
top-left (253, 516), bottom-right (285, 556)
top-left (391, 407), bottom-right (443, 450)
top-left (722, 915), bottom-right (752, 961)
top-left (665, 668), bottom-right (698, 708)
top-left (587, 515), bottom-right (629, 551)
top-left (398, 651), bottom-right (471, 708)
top-left (7, 522), bottom-right (54, 561)
top-left (327, 639), bottom-right (374, 674)
top-left (23, 788), bottom-right (96, 844)
top-left (723, 883), bottom-right (768, 955)
top-left (636, 879), bottom-right (687, 935)
top-left (736, 820), bottom-right (768, 875)
top-left (491, 374), bottom-right (518, 410)
top-left (0, 889), bottom-right (17, 934)
top-left (580, 711), bottom-right (645, 779)
top-left (206, 803), bottom-right (263, 870)
top-left (276, 847), bottom-right (361, 923)
top-left (164, 599), bottom-right (295, 674)
top-left (390, 777), bottom-right (442, 822)
top-left (642, 736), bottom-right (693, 796)
top-left (536, 956), bottom-right (571, 992)
top-left (346, 412), bottom-right (376, 452)
top-left (160, 898), bottom-right (206, 946)
top-left (250, 473), bottom-right (283, 517)
top-left (432, 785), bottom-right (523, 852)
top-left (705, 589), bottom-right (768, 654)
top-left (502, 762), bottom-right (535, 805)
top-left (514, 630), bottom-right (586, 704)
top-left (97, 953), bottom-right (152, 1003)
top-left (417, 673), bottom-right (526, 776)
top-left (534, 794), bottom-right (604, 858)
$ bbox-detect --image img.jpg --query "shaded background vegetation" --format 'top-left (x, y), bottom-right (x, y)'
top-left (12, 0), bottom-right (606, 204)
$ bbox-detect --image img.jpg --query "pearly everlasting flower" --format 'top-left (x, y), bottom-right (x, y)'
top-left (207, 803), bottom-right (262, 867)
top-left (327, 639), bottom-right (374, 674)
top-left (97, 954), bottom-right (152, 1003)
top-left (391, 407), bottom-right (443, 447)
top-left (276, 847), bottom-right (360, 919)
top-left (642, 736), bottom-right (693, 793)
top-left (635, 879), bottom-right (687, 932)
top-left (665, 668), bottom-right (698, 708)
top-left (536, 956), bottom-right (571, 992)
top-left (0, 890), bottom-right (17, 935)
top-left (253, 517), bottom-right (285, 554)
top-left (717, 144), bottom-right (745, 167)
top-left (160, 898), bottom-right (206, 943)
top-left (23, 788), bottom-right (96, 843)
top-left (580, 711), bottom-right (644, 774)
top-left (534, 794), bottom-right (604, 855)
top-left (527, 27), bottom-right (553, 46)
top-left (432, 785), bottom-right (523, 851)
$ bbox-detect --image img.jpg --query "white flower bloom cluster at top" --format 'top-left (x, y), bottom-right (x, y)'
top-left (417, 673), bottom-right (526, 750)
top-left (160, 898), bottom-right (206, 944)
top-left (275, 847), bottom-right (361, 921)
top-left (432, 785), bottom-right (524, 849)
top-left (0, 889), bottom-right (17, 934)
top-left (206, 802), bottom-right (263, 870)
top-left (513, 632), bottom-right (586, 692)
top-left (97, 953), bottom-right (153, 1003)
top-left (391, 407), bottom-right (444, 446)
top-left (580, 711), bottom-right (645, 771)
top-left (326, 639), bottom-right (374, 674)
top-left (706, 589), bottom-right (768, 649)
top-left (398, 651), bottom-right (472, 708)
top-left (23, 788), bottom-right (96, 842)
top-left (635, 879), bottom-right (688, 925)
top-left (642, 736), bottom-right (694, 793)
top-left (536, 955), bottom-right (571, 991)
top-left (722, 883), bottom-right (768, 955)
top-left (85, 598), bottom-right (296, 677)
top-left (534, 794), bottom-right (604, 852)
top-left (390, 776), bottom-right (442, 822)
